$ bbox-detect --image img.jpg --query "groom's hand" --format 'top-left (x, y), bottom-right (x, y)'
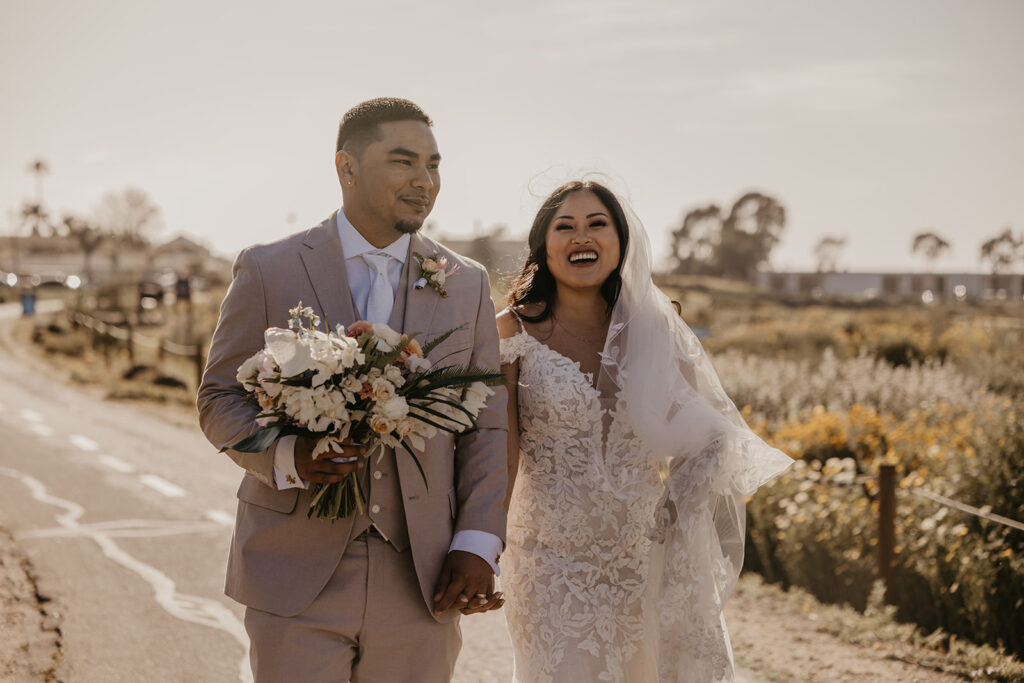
top-left (293, 437), bottom-right (365, 483)
top-left (432, 550), bottom-right (497, 615)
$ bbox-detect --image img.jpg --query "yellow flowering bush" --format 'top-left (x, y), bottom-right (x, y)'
top-left (725, 355), bottom-right (1024, 657)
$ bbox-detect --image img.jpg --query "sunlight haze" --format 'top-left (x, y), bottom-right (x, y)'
top-left (2, 0), bottom-right (1021, 272)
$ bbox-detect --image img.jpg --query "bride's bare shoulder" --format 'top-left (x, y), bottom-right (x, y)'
top-left (496, 307), bottom-right (522, 339)
top-left (496, 304), bottom-right (541, 339)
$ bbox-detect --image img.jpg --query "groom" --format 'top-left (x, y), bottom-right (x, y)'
top-left (197, 98), bottom-right (508, 682)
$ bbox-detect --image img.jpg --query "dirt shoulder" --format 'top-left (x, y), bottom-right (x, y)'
top-left (0, 526), bottom-right (61, 682)
top-left (727, 575), bottom-right (960, 682)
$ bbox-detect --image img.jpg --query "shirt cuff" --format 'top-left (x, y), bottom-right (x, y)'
top-left (272, 435), bottom-right (307, 490)
top-left (449, 530), bottom-right (503, 576)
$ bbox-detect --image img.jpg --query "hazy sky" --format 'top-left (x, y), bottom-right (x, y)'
top-left (2, 0), bottom-right (1022, 272)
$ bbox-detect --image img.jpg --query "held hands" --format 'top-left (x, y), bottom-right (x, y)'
top-left (432, 550), bottom-right (504, 616)
top-left (295, 439), bottom-right (504, 615)
top-left (294, 436), bottom-right (365, 484)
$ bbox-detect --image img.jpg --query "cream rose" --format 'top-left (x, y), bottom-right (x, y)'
top-left (383, 364), bottom-right (406, 387)
top-left (369, 414), bottom-right (396, 435)
top-left (372, 378), bottom-right (397, 402)
top-left (379, 395), bottom-right (409, 422)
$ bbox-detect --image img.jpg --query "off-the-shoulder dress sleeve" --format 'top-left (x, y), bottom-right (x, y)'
top-left (499, 331), bottom-right (531, 365)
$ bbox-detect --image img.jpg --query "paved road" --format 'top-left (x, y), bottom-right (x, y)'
top-left (0, 303), bottom-right (512, 681)
top-left (0, 303), bottom-right (758, 682)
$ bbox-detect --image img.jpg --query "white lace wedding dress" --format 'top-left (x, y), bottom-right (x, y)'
top-left (500, 329), bottom-right (671, 682)
top-left (497, 193), bottom-right (792, 682)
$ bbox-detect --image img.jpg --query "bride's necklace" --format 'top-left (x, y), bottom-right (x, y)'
top-left (553, 315), bottom-right (608, 344)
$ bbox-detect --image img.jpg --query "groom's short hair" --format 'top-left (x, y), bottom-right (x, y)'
top-left (336, 98), bottom-right (433, 156)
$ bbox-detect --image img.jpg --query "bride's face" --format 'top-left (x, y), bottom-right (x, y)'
top-left (545, 190), bottom-right (621, 293)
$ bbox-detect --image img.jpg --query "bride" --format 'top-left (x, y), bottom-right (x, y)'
top-left (496, 180), bottom-right (792, 682)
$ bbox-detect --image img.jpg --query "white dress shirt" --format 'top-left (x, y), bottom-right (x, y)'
top-left (271, 208), bottom-right (502, 573)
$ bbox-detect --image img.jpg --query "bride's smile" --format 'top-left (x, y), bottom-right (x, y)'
top-left (545, 190), bottom-right (621, 290)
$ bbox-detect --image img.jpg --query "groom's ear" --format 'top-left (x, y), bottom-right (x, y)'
top-left (335, 150), bottom-right (356, 187)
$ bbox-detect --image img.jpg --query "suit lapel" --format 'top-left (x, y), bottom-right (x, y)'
top-left (298, 211), bottom-right (359, 330)
top-left (399, 233), bottom-right (441, 338)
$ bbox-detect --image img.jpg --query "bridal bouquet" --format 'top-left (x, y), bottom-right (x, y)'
top-left (227, 303), bottom-right (502, 520)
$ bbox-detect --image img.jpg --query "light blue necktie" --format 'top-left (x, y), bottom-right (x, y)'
top-left (362, 252), bottom-right (394, 324)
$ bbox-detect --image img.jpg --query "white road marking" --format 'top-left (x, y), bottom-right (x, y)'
top-left (205, 510), bottom-right (236, 526)
top-left (98, 455), bottom-right (135, 473)
top-left (23, 518), bottom-right (226, 539)
top-left (19, 408), bottom-right (44, 422)
top-left (29, 423), bottom-right (54, 437)
top-left (0, 466), bottom-right (251, 683)
top-left (139, 474), bottom-right (187, 498)
top-left (69, 435), bottom-right (100, 451)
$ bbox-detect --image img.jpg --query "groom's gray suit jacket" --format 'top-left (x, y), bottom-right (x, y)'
top-left (197, 212), bottom-right (508, 621)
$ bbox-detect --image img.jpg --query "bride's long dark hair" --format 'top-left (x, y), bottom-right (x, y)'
top-left (507, 180), bottom-right (630, 323)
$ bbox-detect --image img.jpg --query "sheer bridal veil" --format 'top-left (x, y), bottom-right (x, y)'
top-left (595, 193), bottom-right (793, 682)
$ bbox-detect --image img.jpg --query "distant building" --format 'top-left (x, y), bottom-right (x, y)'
top-left (0, 233), bottom-right (232, 288)
top-left (434, 233), bottom-right (529, 281)
top-left (755, 270), bottom-right (1024, 303)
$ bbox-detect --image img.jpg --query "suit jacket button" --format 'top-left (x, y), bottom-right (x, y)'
top-left (373, 470), bottom-right (382, 480)
top-left (371, 504), bottom-right (381, 514)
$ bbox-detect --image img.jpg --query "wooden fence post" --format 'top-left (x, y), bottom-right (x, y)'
top-left (878, 463), bottom-right (897, 603)
top-left (126, 321), bottom-right (134, 363)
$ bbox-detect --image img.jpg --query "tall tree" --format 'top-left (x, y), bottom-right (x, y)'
top-left (717, 192), bottom-right (786, 281)
top-left (979, 228), bottom-right (1023, 290)
top-left (94, 187), bottom-right (164, 245)
top-left (912, 231), bottom-right (951, 266)
top-left (813, 236), bottom-right (846, 273)
top-left (63, 214), bottom-right (106, 284)
top-left (670, 204), bottom-right (722, 274)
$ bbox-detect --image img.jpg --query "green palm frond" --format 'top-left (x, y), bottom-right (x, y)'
top-left (411, 366), bottom-right (504, 394)
top-left (399, 440), bottom-right (428, 487)
top-left (421, 325), bottom-right (466, 357)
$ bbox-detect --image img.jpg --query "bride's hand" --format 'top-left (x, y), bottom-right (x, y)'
top-left (461, 590), bottom-right (504, 615)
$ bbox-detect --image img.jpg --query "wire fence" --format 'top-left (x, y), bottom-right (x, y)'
top-left (780, 463), bottom-right (1024, 602)
top-left (67, 310), bottom-right (205, 389)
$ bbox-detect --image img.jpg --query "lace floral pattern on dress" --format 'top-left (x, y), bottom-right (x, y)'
top-left (501, 331), bottom-right (664, 682)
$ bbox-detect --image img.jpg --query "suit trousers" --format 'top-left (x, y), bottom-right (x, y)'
top-left (244, 535), bottom-right (461, 682)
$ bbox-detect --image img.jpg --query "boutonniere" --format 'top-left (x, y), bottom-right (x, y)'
top-left (412, 251), bottom-right (459, 298)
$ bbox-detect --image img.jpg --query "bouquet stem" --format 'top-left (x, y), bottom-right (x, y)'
top-left (307, 473), bottom-right (365, 521)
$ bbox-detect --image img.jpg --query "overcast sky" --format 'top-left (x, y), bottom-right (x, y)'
top-left (2, 0), bottom-right (1021, 272)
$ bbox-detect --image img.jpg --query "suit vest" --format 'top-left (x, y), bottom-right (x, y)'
top-left (346, 252), bottom-right (415, 550)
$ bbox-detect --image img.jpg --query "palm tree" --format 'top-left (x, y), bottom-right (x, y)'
top-left (912, 231), bottom-right (952, 296)
top-left (911, 232), bottom-right (951, 265)
top-left (20, 202), bottom-right (51, 237)
top-left (813, 236), bottom-right (846, 274)
top-left (27, 159), bottom-right (49, 203)
top-left (979, 228), bottom-right (1023, 292)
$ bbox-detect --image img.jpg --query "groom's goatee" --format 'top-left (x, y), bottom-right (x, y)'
top-left (395, 220), bottom-right (424, 234)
